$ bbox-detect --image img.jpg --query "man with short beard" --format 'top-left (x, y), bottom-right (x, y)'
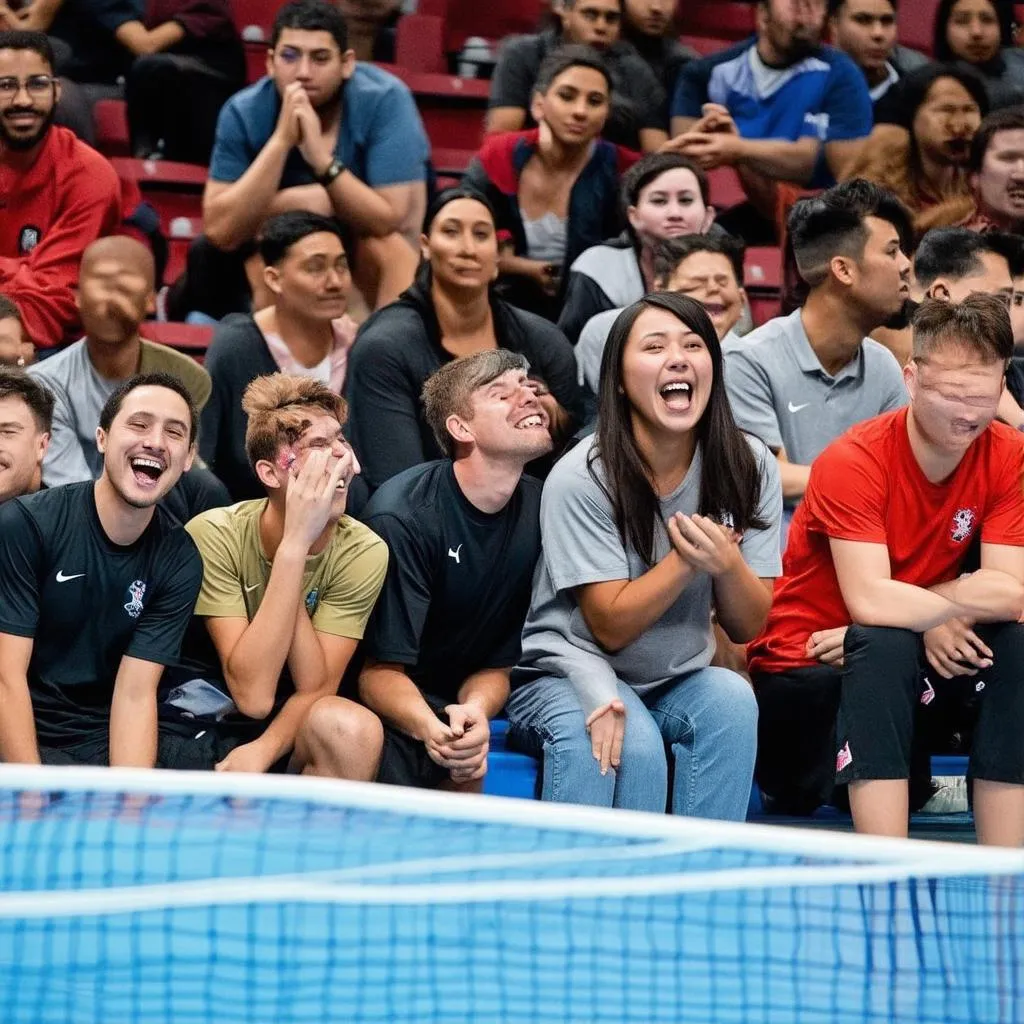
top-left (966, 106), bottom-right (1024, 233)
top-left (0, 31), bottom-right (120, 349)
top-left (0, 373), bottom-right (208, 768)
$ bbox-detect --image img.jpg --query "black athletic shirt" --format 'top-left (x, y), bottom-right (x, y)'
top-left (360, 460), bottom-right (542, 704)
top-left (0, 482), bottom-right (203, 745)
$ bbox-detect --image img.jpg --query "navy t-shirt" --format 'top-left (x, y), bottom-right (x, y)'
top-left (0, 483), bottom-right (203, 745)
top-left (51, 0), bottom-right (142, 84)
top-left (208, 65), bottom-right (430, 189)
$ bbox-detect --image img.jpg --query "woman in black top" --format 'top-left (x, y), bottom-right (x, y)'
top-left (345, 187), bottom-right (582, 498)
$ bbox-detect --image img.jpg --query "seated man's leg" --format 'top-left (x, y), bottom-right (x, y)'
top-left (837, 626), bottom-right (922, 837)
top-left (292, 695), bottom-right (384, 780)
top-left (39, 733), bottom-right (109, 765)
top-left (753, 664), bottom-right (842, 815)
top-left (968, 622), bottom-right (1024, 846)
top-left (165, 237), bottom-right (251, 321)
top-left (647, 666), bottom-right (758, 821)
top-left (507, 676), bottom-right (668, 812)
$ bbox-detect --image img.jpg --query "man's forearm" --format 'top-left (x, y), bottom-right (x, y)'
top-left (0, 674), bottom-right (41, 764)
top-left (713, 561), bottom-right (772, 643)
top-left (458, 669), bottom-right (510, 719)
top-left (932, 571), bottom-right (1024, 624)
top-left (252, 687), bottom-right (330, 767)
top-left (109, 681), bottom-right (157, 767)
top-left (778, 459), bottom-right (811, 501)
top-left (323, 172), bottom-right (400, 238)
top-left (735, 137), bottom-right (818, 184)
top-left (360, 665), bottom-right (439, 740)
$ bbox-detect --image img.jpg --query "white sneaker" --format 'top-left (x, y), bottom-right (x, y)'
top-left (920, 776), bottom-right (969, 814)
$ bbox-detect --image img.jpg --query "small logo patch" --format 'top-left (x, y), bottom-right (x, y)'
top-left (836, 741), bottom-right (853, 773)
top-left (950, 508), bottom-right (976, 543)
top-left (976, 680), bottom-right (986, 693)
top-left (448, 544), bottom-right (462, 564)
top-left (17, 225), bottom-right (40, 255)
top-left (305, 588), bottom-right (320, 615)
top-left (920, 677), bottom-right (936, 706)
top-left (123, 579), bottom-right (146, 619)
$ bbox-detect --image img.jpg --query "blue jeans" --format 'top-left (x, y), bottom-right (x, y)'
top-left (507, 668), bottom-right (758, 820)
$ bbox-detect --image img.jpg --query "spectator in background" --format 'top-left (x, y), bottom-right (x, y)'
top-left (576, 233), bottom-right (747, 410)
top-left (749, 296), bottom-right (1024, 845)
top-left (558, 152), bottom-right (716, 344)
top-left (966, 106), bottom-right (1024, 233)
top-left (202, 212), bottom-right (356, 502)
top-left (0, 294), bottom-right (33, 367)
top-left (125, 0), bottom-right (246, 165)
top-left (0, 367), bottom-right (50, 503)
top-left (508, 293), bottom-right (781, 818)
top-left (0, 31), bottom-right (120, 349)
top-left (724, 181), bottom-right (912, 529)
top-left (345, 188), bottom-right (581, 500)
top-left (849, 64), bottom-right (988, 233)
top-left (827, 0), bottom-right (928, 112)
top-left (467, 47), bottom-right (639, 320)
top-left (487, 0), bottom-right (667, 153)
top-left (172, 0), bottom-right (426, 321)
top-left (357, 351), bottom-right (553, 792)
top-left (620, 0), bottom-right (695, 112)
top-left (167, 374), bottom-right (388, 777)
top-left (669, 0), bottom-right (872, 240)
top-left (933, 0), bottom-right (1024, 111)
top-left (28, 236), bottom-right (228, 521)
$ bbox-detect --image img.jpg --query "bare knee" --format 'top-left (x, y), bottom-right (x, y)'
top-left (299, 697), bottom-right (383, 779)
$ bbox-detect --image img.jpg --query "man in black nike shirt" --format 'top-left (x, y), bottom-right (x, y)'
top-left (0, 372), bottom-right (205, 767)
top-left (358, 350), bottom-right (552, 791)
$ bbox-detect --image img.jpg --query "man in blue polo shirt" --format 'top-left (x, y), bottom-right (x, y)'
top-left (668, 0), bottom-right (871, 199)
top-left (171, 0), bottom-right (427, 320)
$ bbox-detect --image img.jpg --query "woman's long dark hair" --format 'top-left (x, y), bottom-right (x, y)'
top-left (933, 0), bottom-right (1013, 63)
top-left (591, 292), bottom-right (767, 567)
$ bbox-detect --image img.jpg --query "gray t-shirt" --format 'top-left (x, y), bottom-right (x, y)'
top-left (513, 435), bottom-right (782, 715)
top-left (722, 309), bottom-right (907, 471)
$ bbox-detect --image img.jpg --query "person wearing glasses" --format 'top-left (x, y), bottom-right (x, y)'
top-left (0, 31), bottom-right (121, 350)
top-left (169, 0), bottom-right (427, 323)
top-left (486, 0), bottom-right (668, 152)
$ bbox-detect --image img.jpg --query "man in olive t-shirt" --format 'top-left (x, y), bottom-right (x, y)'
top-left (168, 373), bottom-right (387, 776)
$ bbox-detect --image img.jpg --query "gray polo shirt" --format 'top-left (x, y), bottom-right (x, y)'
top-left (512, 435), bottom-right (782, 716)
top-left (722, 309), bottom-right (907, 470)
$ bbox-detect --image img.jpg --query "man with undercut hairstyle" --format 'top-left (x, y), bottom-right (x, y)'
top-left (750, 296), bottom-right (1024, 847)
top-left (0, 367), bottom-right (51, 504)
top-left (29, 236), bottom-right (228, 522)
top-left (0, 372), bottom-right (206, 768)
top-left (723, 179), bottom-right (911, 529)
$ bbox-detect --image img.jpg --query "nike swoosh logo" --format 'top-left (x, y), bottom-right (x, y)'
top-left (55, 571), bottom-right (85, 583)
top-left (787, 402), bottom-right (810, 413)
top-left (244, 583), bottom-right (260, 593)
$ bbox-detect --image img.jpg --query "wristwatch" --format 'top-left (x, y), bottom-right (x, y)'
top-left (316, 159), bottom-right (345, 188)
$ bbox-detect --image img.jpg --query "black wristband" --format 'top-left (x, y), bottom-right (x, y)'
top-left (316, 159), bottom-right (345, 188)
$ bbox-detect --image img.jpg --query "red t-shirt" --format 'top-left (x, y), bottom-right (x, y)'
top-left (748, 408), bottom-right (1024, 675)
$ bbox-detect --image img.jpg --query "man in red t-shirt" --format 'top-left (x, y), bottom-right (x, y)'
top-left (0, 31), bottom-right (121, 349)
top-left (748, 294), bottom-right (1024, 845)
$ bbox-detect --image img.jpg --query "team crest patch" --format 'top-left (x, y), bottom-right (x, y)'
top-left (124, 579), bottom-right (147, 619)
top-left (305, 588), bottom-right (320, 616)
top-left (836, 741), bottom-right (853, 773)
top-left (17, 225), bottom-right (40, 255)
top-left (950, 508), bottom-right (976, 543)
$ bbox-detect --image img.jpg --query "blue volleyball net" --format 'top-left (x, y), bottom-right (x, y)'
top-left (0, 764), bottom-right (1022, 1024)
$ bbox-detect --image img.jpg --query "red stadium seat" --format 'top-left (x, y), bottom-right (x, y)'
top-left (93, 99), bottom-right (130, 157)
top-left (744, 246), bottom-right (782, 292)
top-left (679, 35), bottom-right (737, 57)
top-left (245, 40), bottom-right (268, 83)
top-left (897, 0), bottom-right (938, 54)
top-left (230, 0), bottom-right (280, 41)
top-left (395, 13), bottom-right (447, 74)
top-left (141, 321), bottom-right (213, 357)
top-left (679, 2), bottom-right (755, 40)
top-left (707, 167), bottom-right (745, 211)
top-left (435, 0), bottom-right (543, 55)
top-left (747, 294), bottom-right (782, 327)
top-left (380, 64), bottom-right (489, 149)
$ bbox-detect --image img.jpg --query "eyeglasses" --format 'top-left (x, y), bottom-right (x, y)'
top-left (0, 75), bottom-right (56, 100)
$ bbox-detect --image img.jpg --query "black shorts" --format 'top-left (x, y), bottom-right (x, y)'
top-left (375, 696), bottom-right (451, 790)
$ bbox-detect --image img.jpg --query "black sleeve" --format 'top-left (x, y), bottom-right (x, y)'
top-left (126, 531), bottom-right (203, 666)
top-left (345, 319), bottom-right (428, 493)
top-left (360, 511), bottom-right (434, 666)
top-left (0, 501), bottom-right (43, 638)
top-left (627, 56), bottom-right (667, 131)
top-left (488, 36), bottom-right (537, 111)
top-left (557, 271), bottom-right (616, 345)
top-left (198, 322), bottom-right (234, 473)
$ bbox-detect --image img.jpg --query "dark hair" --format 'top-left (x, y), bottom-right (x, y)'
top-left (271, 0), bottom-right (348, 52)
top-left (651, 233), bottom-right (746, 289)
top-left (0, 293), bottom-right (22, 325)
top-left (914, 227), bottom-right (1019, 286)
top-left (788, 178), bottom-right (913, 288)
top-left (969, 105), bottom-right (1024, 172)
top-left (422, 185), bottom-right (497, 235)
top-left (593, 292), bottom-right (767, 566)
top-left (0, 368), bottom-right (53, 432)
top-left (621, 152), bottom-right (710, 218)
top-left (0, 30), bottom-right (54, 68)
top-left (259, 211), bottom-right (346, 266)
top-left (881, 63), bottom-right (989, 135)
top-left (98, 372), bottom-right (198, 445)
top-left (912, 292), bottom-right (1013, 361)
top-left (828, 0), bottom-right (897, 13)
top-left (534, 44), bottom-right (612, 95)
top-left (933, 0), bottom-right (1013, 62)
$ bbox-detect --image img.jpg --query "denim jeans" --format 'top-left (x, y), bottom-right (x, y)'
top-left (507, 667), bottom-right (758, 820)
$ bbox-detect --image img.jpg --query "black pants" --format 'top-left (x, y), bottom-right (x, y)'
top-left (165, 235), bottom-right (252, 321)
top-left (126, 54), bottom-right (240, 165)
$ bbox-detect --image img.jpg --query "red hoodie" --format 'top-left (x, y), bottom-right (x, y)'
top-left (0, 125), bottom-right (122, 348)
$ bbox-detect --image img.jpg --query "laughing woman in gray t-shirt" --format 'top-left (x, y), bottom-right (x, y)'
top-left (507, 292), bottom-right (782, 819)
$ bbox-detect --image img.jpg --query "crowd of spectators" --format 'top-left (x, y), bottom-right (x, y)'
top-left (2, 0), bottom-right (1024, 847)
